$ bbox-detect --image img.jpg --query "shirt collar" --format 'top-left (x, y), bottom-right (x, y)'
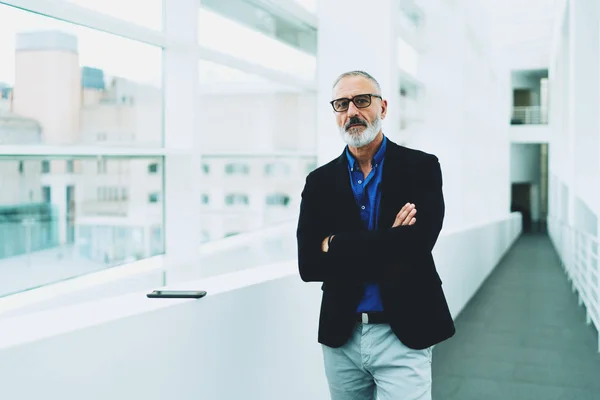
top-left (345, 135), bottom-right (387, 170)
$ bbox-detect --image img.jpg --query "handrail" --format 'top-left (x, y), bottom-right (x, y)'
top-left (511, 105), bottom-right (548, 125)
top-left (547, 216), bottom-right (600, 352)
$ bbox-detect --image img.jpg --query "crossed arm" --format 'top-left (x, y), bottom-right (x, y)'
top-left (296, 157), bottom-right (444, 283)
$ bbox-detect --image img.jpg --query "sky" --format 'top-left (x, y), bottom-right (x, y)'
top-left (0, 1), bottom-right (318, 88)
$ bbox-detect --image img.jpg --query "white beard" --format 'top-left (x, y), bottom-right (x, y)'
top-left (338, 114), bottom-right (382, 148)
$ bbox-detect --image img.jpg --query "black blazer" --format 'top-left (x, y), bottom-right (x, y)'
top-left (296, 139), bottom-right (455, 350)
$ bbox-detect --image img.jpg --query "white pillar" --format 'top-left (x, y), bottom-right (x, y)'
top-left (316, 0), bottom-right (400, 165)
top-left (163, 0), bottom-right (203, 271)
top-left (569, 0), bottom-right (600, 229)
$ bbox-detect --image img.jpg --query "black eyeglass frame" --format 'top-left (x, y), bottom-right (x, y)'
top-left (329, 93), bottom-right (382, 112)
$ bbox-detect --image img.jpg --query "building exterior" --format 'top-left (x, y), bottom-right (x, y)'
top-left (2, 29), bottom-right (317, 265)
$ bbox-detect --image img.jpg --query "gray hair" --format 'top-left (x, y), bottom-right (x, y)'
top-left (332, 70), bottom-right (381, 95)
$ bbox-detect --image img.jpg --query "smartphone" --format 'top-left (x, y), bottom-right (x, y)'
top-left (146, 290), bottom-right (207, 299)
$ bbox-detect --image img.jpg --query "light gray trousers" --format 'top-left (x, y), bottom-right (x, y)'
top-left (322, 323), bottom-right (433, 400)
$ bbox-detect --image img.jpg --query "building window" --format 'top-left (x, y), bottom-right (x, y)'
top-left (148, 163), bottom-right (159, 174)
top-left (41, 160), bottom-right (50, 173)
top-left (18, 161), bottom-right (23, 174)
top-left (225, 162), bottom-right (249, 175)
top-left (266, 193), bottom-right (291, 206)
top-left (225, 193), bottom-right (249, 206)
top-left (66, 160), bottom-right (74, 173)
top-left (97, 132), bottom-right (107, 141)
top-left (148, 193), bottom-right (161, 203)
top-left (121, 188), bottom-right (128, 200)
top-left (97, 159), bottom-right (107, 174)
top-left (265, 162), bottom-right (291, 177)
top-left (201, 194), bottom-right (210, 205)
top-left (202, 163), bottom-right (210, 174)
top-left (42, 186), bottom-right (51, 203)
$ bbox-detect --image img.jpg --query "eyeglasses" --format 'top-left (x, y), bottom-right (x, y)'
top-left (330, 94), bottom-right (382, 112)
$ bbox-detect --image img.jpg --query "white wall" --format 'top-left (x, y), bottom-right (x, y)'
top-left (510, 143), bottom-right (540, 184)
top-left (548, 0), bottom-right (600, 237)
top-left (410, 0), bottom-right (511, 231)
top-left (0, 213), bottom-right (521, 400)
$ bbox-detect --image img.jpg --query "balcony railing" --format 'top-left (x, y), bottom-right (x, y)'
top-left (511, 106), bottom-right (548, 125)
top-left (548, 217), bottom-right (600, 352)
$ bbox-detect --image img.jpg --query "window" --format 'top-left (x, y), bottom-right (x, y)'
top-left (198, 5), bottom-right (316, 79)
top-left (97, 159), bottom-right (107, 174)
top-left (265, 162), bottom-right (291, 177)
top-left (41, 161), bottom-right (50, 173)
top-left (225, 162), bottom-right (250, 175)
top-left (18, 161), bottom-right (23, 174)
top-left (201, 194), bottom-right (210, 205)
top-left (224, 193), bottom-right (249, 206)
top-left (148, 163), bottom-right (159, 174)
top-left (67, 160), bottom-right (74, 173)
top-left (64, 0), bottom-right (162, 30)
top-left (0, 5), bottom-right (163, 148)
top-left (266, 193), bottom-right (291, 207)
top-left (202, 163), bottom-right (210, 174)
top-left (42, 186), bottom-right (51, 203)
top-left (0, 157), bottom-right (164, 296)
top-left (197, 60), bottom-right (316, 244)
top-left (148, 193), bottom-right (161, 203)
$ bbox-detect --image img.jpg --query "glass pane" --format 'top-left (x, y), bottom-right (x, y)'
top-left (0, 156), bottom-right (164, 297)
top-left (64, 0), bottom-right (163, 30)
top-left (198, 61), bottom-right (317, 243)
top-left (293, 0), bottom-right (317, 12)
top-left (0, 5), bottom-right (163, 148)
top-left (198, 7), bottom-right (316, 80)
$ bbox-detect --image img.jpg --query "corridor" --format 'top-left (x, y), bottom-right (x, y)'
top-left (432, 235), bottom-right (600, 400)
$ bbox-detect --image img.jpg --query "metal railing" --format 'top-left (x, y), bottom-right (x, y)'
top-left (548, 217), bottom-right (600, 352)
top-left (511, 106), bottom-right (548, 125)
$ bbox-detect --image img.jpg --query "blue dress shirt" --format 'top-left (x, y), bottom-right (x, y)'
top-left (345, 136), bottom-right (387, 312)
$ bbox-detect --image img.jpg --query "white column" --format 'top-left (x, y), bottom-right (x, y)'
top-left (569, 0), bottom-right (600, 228)
top-left (163, 0), bottom-right (202, 270)
top-left (316, 0), bottom-right (400, 165)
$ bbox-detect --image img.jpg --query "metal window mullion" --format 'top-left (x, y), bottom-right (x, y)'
top-left (1, 0), bottom-right (168, 48)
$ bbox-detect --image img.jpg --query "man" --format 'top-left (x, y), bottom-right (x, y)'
top-left (296, 71), bottom-right (455, 400)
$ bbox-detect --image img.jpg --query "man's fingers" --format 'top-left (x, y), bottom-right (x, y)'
top-left (408, 217), bottom-right (416, 226)
top-left (393, 203), bottom-right (416, 227)
top-left (401, 208), bottom-right (417, 225)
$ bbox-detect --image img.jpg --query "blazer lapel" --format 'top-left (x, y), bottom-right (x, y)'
top-left (378, 142), bottom-right (409, 229)
top-left (332, 150), bottom-right (364, 230)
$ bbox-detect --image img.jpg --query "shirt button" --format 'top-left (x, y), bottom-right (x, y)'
top-left (358, 180), bottom-right (362, 184)
top-left (361, 205), bottom-right (366, 210)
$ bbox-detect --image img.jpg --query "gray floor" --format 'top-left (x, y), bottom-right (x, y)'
top-left (432, 234), bottom-right (600, 400)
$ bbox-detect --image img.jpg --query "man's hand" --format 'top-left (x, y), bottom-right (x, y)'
top-left (392, 203), bottom-right (416, 228)
top-left (321, 235), bottom-right (334, 252)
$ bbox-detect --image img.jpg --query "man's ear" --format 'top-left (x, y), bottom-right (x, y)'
top-left (380, 99), bottom-right (388, 119)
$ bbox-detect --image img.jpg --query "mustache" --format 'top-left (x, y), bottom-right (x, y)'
top-left (345, 116), bottom-right (368, 130)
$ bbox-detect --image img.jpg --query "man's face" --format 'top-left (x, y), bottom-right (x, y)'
top-left (332, 76), bottom-right (387, 147)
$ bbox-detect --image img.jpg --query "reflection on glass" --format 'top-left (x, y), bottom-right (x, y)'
top-left (198, 7), bottom-right (316, 80)
top-left (64, 0), bottom-right (163, 30)
top-left (0, 157), bottom-right (164, 297)
top-left (197, 60), bottom-right (316, 243)
top-left (0, 5), bottom-right (163, 147)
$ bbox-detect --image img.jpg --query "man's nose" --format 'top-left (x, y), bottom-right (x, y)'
top-left (346, 101), bottom-right (360, 116)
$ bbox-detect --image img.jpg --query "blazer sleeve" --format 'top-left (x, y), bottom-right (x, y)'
top-left (296, 172), bottom-right (383, 283)
top-left (327, 155), bottom-right (444, 271)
